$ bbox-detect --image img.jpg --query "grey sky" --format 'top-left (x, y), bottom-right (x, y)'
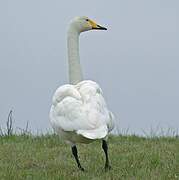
top-left (0, 0), bottom-right (179, 135)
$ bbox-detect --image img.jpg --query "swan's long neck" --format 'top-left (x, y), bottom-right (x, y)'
top-left (67, 25), bottom-right (83, 85)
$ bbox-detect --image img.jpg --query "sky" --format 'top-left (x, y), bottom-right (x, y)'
top-left (0, 0), bottom-right (179, 135)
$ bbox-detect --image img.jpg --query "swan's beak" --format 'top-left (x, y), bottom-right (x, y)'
top-left (93, 24), bottom-right (107, 30)
top-left (89, 19), bottom-right (107, 30)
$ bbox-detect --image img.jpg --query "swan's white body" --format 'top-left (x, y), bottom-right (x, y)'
top-left (50, 80), bottom-right (114, 144)
top-left (50, 16), bottom-right (114, 145)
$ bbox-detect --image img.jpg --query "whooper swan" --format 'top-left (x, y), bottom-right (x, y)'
top-left (50, 16), bottom-right (114, 171)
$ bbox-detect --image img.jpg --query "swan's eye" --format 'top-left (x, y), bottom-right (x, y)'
top-left (86, 19), bottom-right (89, 21)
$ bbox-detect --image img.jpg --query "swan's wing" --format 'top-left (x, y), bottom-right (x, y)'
top-left (50, 80), bottom-right (114, 139)
top-left (76, 80), bottom-right (115, 133)
top-left (50, 84), bottom-right (96, 132)
top-left (50, 84), bottom-right (88, 131)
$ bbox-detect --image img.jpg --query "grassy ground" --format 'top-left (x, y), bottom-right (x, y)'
top-left (0, 134), bottom-right (179, 180)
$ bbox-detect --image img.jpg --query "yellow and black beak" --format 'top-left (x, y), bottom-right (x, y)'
top-left (92, 24), bottom-right (107, 30)
top-left (88, 19), bottom-right (107, 30)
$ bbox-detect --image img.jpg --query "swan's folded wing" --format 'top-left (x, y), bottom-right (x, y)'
top-left (50, 86), bottom-right (90, 132)
top-left (77, 80), bottom-right (115, 133)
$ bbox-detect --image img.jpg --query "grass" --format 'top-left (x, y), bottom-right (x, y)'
top-left (0, 134), bottom-right (179, 180)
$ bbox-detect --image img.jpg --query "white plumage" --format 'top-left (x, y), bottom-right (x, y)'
top-left (50, 80), bottom-right (114, 144)
top-left (49, 16), bottom-right (114, 171)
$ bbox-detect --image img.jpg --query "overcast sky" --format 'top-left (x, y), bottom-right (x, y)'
top-left (0, 0), bottom-right (178, 135)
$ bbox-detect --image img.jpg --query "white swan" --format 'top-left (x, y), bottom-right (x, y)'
top-left (50, 16), bottom-right (114, 171)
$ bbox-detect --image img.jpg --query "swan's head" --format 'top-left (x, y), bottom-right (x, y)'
top-left (69, 16), bottom-right (107, 33)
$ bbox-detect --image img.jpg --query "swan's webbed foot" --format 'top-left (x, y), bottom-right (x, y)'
top-left (78, 165), bottom-right (85, 171)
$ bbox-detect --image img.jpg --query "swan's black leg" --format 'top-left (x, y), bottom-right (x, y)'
top-left (102, 140), bottom-right (111, 171)
top-left (71, 145), bottom-right (84, 171)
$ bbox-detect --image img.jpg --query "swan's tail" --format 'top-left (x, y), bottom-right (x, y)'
top-left (77, 125), bottom-right (108, 140)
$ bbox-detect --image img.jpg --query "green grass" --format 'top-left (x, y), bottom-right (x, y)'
top-left (0, 134), bottom-right (179, 180)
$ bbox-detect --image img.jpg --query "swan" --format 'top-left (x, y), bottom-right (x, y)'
top-left (50, 16), bottom-right (114, 171)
